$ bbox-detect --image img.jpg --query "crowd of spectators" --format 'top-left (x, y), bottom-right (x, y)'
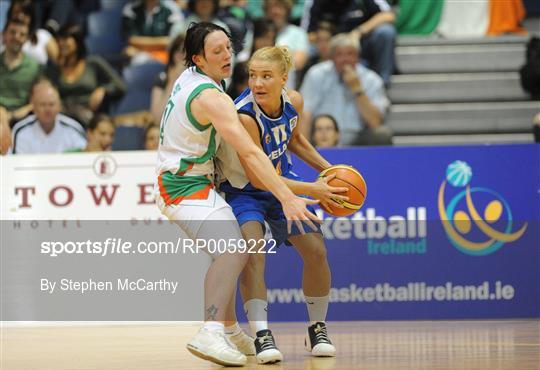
top-left (1, 0), bottom-right (537, 155)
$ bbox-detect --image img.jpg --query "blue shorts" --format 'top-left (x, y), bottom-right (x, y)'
top-left (224, 190), bottom-right (322, 246)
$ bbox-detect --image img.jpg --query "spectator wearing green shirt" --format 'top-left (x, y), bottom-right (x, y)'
top-left (169, 0), bottom-right (230, 42)
top-left (0, 17), bottom-right (41, 124)
top-left (123, 0), bottom-right (183, 64)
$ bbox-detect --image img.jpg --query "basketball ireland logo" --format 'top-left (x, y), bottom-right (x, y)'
top-left (438, 161), bottom-right (527, 256)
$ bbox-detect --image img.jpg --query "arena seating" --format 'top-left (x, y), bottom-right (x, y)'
top-left (387, 33), bottom-right (539, 145)
top-left (113, 61), bottom-right (165, 115)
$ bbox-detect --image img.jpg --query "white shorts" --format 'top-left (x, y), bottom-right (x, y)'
top-left (156, 189), bottom-right (243, 258)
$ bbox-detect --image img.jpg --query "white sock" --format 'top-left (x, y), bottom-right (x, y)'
top-left (224, 322), bottom-right (242, 336)
top-left (244, 298), bottom-right (268, 335)
top-left (305, 295), bottom-right (329, 325)
top-left (203, 321), bottom-right (224, 332)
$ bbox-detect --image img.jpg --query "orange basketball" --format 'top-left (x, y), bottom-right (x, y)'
top-left (318, 165), bottom-right (367, 217)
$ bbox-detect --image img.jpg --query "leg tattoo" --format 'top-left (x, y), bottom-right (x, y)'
top-left (206, 304), bottom-right (218, 321)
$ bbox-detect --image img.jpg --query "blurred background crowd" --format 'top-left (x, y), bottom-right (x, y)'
top-left (0, 0), bottom-right (539, 155)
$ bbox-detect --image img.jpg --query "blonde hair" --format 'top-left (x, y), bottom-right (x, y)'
top-left (249, 45), bottom-right (293, 75)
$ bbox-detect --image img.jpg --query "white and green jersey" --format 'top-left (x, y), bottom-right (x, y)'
top-left (156, 66), bottom-right (226, 206)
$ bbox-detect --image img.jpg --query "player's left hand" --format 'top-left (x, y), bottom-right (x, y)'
top-left (282, 196), bottom-right (321, 235)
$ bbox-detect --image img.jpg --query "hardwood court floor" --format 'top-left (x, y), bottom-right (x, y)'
top-left (2, 320), bottom-right (539, 370)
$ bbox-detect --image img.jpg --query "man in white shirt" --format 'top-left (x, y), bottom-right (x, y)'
top-left (11, 78), bottom-right (86, 154)
top-left (300, 33), bottom-right (392, 145)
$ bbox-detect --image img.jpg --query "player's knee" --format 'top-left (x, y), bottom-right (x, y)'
top-left (302, 244), bottom-right (328, 265)
top-left (237, 250), bottom-right (250, 266)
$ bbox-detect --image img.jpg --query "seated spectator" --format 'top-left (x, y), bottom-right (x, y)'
top-left (10, 78), bottom-right (86, 154)
top-left (30, 0), bottom-right (98, 36)
top-left (520, 36), bottom-right (540, 100)
top-left (247, 0), bottom-right (304, 23)
top-left (6, 0), bottom-right (59, 65)
top-left (311, 114), bottom-right (340, 148)
top-left (0, 16), bottom-right (41, 124)
top-left (300, 33), bottom-right (392, 146)
top-left (171, 0), bottom-right (189, 16)
top-left (307, 0), bottom-right (396, 85)
top-left (122, 0), bottom-right (182, 64)
top-left (68, 114), bottom-right (115, 152)
top-left (46, 24), bottom-right (127, 126)
top-left (217, 0), bottom-right (254, 61)
top-left (297, 20), bottom-right (335, 88)
top-left (144, 123), bottom-right (160, 150)
top-left (264, 0), bottom-right (309, 87)
top-left (169, 0), bottom-right (229, 40)
top-left (250, 18), bottom-right (277, 55)
top-left (150, 34), bottom-right (186, 123)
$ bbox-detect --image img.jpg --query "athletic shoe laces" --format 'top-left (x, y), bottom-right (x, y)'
top-left (258, 333), bottom-right (277, 351)
top-left (313, 324), bottom-right (331, 344)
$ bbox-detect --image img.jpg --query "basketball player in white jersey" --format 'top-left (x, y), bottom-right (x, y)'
top-left (155, 22), bottom-right (320, 367)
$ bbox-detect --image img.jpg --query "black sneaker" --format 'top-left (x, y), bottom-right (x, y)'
top-left (254, 329), bottom-right (283, 364)
top-left (305, 322), bottom-right (336, 357)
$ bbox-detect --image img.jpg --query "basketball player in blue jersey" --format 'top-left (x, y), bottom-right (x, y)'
top-left (216, 46), bottom-right (348, 364)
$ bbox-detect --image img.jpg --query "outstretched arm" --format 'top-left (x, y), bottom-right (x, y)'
top-left (191, 88), bottom-right (320, 229)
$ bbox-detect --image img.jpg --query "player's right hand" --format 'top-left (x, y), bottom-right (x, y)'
top-left (281, 196), bottom-right (321, 235)
top-left (309, 174), bottom-right (349, 211)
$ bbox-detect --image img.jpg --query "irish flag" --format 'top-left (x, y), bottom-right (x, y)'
top-left (396, 0), bottom-right (527, 37)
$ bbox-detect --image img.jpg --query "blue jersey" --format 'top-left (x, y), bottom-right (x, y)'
top-left (220, 88), bottom-right (300, 194)
top-left (217, 88), bottom-right (321, 244)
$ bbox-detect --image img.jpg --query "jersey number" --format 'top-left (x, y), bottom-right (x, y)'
top-left (271, 124), bottom-right (287, 145)
top-left (159, 99), bottom-right (175, 144)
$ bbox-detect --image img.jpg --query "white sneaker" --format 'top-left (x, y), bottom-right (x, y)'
top-left (227, 330), bottom-right (256, 355)
top-left (255, 329), bottom-right (283, 364)
top-left (187, 328), bottom-right (247, 367)
top-left (305, 322), bottom-right (336, 357)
